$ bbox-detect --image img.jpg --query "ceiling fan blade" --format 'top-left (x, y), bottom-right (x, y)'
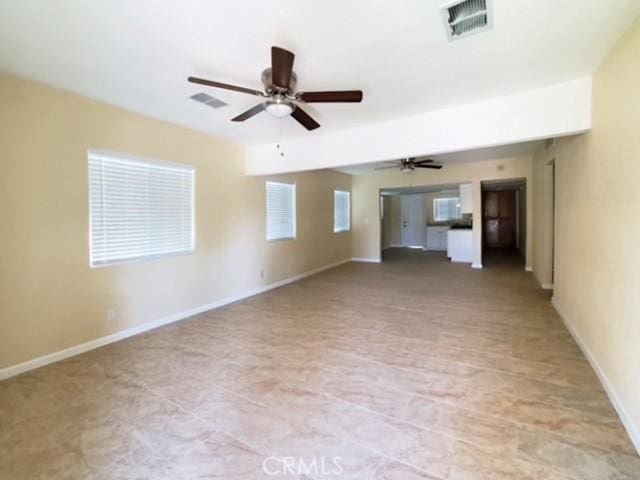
top-left (188, 77), bottom-right (263, 97)
top-left (413, 159), bottom-right (435, 164)
top-left (414, 164), bottom-right (443, 169)
top-left (271, 46), bottom-right (295, 89)
top-left (297, 90), bottom-right (363, 103)
top-left (231, 103), bottom-right (265, 122)
top-left (374, 165), bottom-right (402, 170)
top-left (291, 106), bottom-right (320, 131)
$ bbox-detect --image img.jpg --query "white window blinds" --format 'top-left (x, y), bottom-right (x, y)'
top-left (266, 181), bottom-right (296, 241)
top-left (334, 190), bottom-right (351, 233)
top-left (433, 197), bottom-right (461, 222)
top-left (88, 150), bottom-right (195, 267)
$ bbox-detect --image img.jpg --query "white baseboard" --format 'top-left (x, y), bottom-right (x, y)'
top-left (351, 257), bottom-right (382, 263)
top-left (390, 244), bottom-right (403, 248)
top-left (0, 258), bottom-right (351, 381)
top-left (471, 263), bottom-right (483, 269)
top-left (541, 283), bottom-right (554, 290)
top-left (525, 265), bottom-right (533, 272)
top-left (552, 297), bottom-right (640, 455)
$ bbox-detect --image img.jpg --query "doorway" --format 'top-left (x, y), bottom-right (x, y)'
top-left (379, 183), bottom-right (472, 264)
top-left (483, 190), bottom-right (517, 248)
top-left (481, 179), bottom-right (527, 267)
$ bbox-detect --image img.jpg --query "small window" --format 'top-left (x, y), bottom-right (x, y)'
top-left (433, 197), bottom-right (461, 222)
top-left (266, 181), bottom-right (296, 241)
top-left (334, 190), bottom-right (351, 233)
top-left (88, 150), bottom-right (195, 267)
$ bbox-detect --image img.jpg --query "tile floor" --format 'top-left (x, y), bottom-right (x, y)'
top-left (1, 248), bottom-right (639, 479)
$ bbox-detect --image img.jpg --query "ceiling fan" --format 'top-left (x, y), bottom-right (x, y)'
top-left (188, 46), bottom-right (363, 131)
top-left (375, 157), bottom-right (443, 172)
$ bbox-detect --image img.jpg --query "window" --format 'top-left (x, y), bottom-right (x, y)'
top-left (334, 190), bottom-right (351, 233)
top-left (88, 150), bottom-right (195, 267)
top-left (433, 197), bottom-right (461, 222)
top-left (266, 181), bottom-right (296, 241)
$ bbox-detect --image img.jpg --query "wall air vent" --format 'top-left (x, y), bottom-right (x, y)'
top-left (189, 92), bottom-right (228, 109)
top-left (441, 0), bottom-right (491, 41)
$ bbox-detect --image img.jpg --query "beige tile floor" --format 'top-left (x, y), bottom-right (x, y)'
top-left (1, 248), bottom-right (639, 479)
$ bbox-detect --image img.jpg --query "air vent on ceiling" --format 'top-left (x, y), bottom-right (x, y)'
top-left (189, 92), bottom-right (228, 109)
top-left (441, 0), bottom-right (491, 41)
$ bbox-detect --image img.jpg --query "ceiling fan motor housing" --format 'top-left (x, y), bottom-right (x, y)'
top-left (261, 68), bottom-right (297, 94)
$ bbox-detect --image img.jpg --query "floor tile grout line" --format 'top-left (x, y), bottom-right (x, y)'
top-left (282, 376), bottom-right (583, 480)
top-left (334, 345), bottom-right (618, 423)
top-left (357, 340), bottom-right (605, 395)
top-left (312, 363), bottom-right (633, 458)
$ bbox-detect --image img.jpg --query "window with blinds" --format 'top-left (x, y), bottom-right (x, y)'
top-left (433, 197), bottom-right (461, 222)
top-left (266, 181), bottom-right (296, 241)
top-left (334, 190), bottom-right (351, 233)
top-left (88, 150), bottom-right (195, 267)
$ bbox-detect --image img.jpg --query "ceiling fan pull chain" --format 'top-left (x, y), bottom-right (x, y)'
top-left (276, 122), bottom-right (285, 158)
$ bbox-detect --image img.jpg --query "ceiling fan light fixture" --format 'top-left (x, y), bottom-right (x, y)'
top-left (265, 95), bottom-right (294, 118)
top-left (401, 166), bottom-right (413, 173)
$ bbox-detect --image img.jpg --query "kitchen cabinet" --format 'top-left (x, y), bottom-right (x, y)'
top-left (447, 229), bottom-right (473, 263)
top-left (459, 183), bottom-right (473, 214)
top-left (426, 226), bottom-right (449, 251)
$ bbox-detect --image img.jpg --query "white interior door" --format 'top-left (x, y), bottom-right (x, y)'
top-left (401, 194), bottom-right (425, 247)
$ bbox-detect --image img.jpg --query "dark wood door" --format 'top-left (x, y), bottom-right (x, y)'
top-left (483, 190), bottom-right (516, 248)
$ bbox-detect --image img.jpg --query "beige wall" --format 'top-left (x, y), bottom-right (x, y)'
top-left (0, 72), bottom-right (351, 370)
top-left (532, 146), bottom-right (555, 287)
top-left (550, 18), bottom-right (640, 446)
top-left (352, 156), bottom-right (533, 265)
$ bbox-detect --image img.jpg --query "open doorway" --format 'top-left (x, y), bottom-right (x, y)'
top-left (481, 178), bottom-right (526, 268)
top-left (380, 183), bottom-right (473, 264)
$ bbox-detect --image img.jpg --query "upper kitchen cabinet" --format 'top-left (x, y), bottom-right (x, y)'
top-left (459, 183), bottom-right (473, 214)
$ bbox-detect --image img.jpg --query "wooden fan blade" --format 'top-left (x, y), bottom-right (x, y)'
top-left (297, 90), bottom-right (363, 103)
top-left (291, 106), bottom-right (320, 131)
top-left (413, 159), bottom-right (435, 164)
top-left (231, 103), bottom-right (265, 122)
top-left (271, 46), bottom-right (295, 89)
top-left (188, 77), bottom-right (263, 96)
top-left (414, 164), bottom-right (443, 169)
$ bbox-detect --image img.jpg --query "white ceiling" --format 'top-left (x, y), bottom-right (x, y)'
top-left (335, 140), bottom-right (544, 175)
top-left (0, 1), bottom-right (638, 146)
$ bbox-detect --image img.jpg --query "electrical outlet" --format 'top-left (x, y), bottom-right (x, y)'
top-left (107, 308), bottom-right (116, 322)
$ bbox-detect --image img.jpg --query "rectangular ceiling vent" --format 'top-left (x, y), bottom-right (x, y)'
top-left (441, 0), bottom-right (491, 41)
top-left (189, 92), bottom-right (228, 109)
